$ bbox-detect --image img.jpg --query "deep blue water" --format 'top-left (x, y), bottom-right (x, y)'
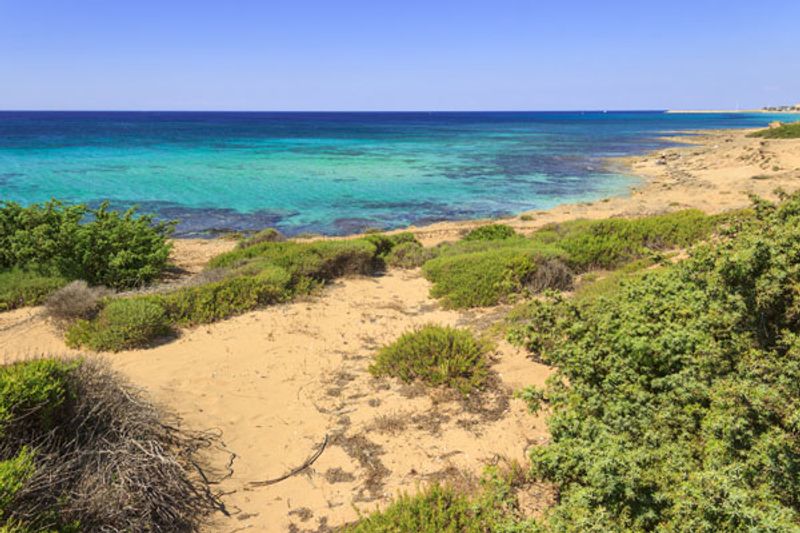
top-left (0, 111), bottom-right (791, 236)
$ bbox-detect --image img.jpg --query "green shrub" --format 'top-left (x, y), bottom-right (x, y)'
top-left (209, 239), bottom-right (380, 282)
top-left (345, 484), bottom-right (481, 533)
top-left (0, 449), bottom-right (34, 511)
top-left (344, 463), bottom-right (536, 532)
top-left (423, 210), bottom-right (726, 309)
top-left (509, 192), bottom-right (800, 530)
top-left (0, 270), bottom-right (68, 311)
top-left (66, 299), bottom-right (172, 351)
top-left (385, 241), bottom-right (436, 269)
top-left (0, 200), bottom-right (173, 289)
top-left (532, 209), bottom-right (715, 270)
top-left (237, 227), bottom-right (285, 249)
top-left (370, 325), bottom-right (490, 394)
top-left (423, 243), bottom-right (567, 308)
top-left (749, 121), bottom-right (800, 139)
top-left (0, 359), bottom-right (77, 436)
top-left (463, 223), bottom-right (518, 241)
top-left (156, 266), bottom-right (291, 325)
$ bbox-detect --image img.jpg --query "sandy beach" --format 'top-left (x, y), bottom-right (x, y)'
top-left (2, 126), bottom-right (800, 531)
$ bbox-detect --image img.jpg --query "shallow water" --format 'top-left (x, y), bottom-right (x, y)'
top-left (0, 111), bottom-right (790, 236)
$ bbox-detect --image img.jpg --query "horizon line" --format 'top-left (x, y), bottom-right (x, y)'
top-left (0, 108), bottom-right (675, 114)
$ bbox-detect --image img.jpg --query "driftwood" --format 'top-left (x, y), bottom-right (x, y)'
top-left (248, 434), bottom-right (329, 487)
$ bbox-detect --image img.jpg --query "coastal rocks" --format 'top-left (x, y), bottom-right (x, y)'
top-left (769, 121), bottom-right (783, 129)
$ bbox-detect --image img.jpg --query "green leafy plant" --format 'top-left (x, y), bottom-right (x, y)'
top-left (0, 200), bottom-right (173, 298)
top-left (236, 227), bottom-right (285, 249)
top-left (508, 192), bottom-right (800, 531)
top-left (423, 209), bottom-right (731, 309)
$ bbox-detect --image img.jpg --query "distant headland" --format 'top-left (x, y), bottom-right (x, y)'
top-left (667, 103), bottom-right (800, 114)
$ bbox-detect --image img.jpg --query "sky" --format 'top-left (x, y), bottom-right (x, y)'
top-left (0, 0), bottom-right (798, 111)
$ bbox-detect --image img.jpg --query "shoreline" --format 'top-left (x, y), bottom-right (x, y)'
top-left (173, 126), bottom-right (800, 253)
top-left (356, 126), bottom-right (800, 245)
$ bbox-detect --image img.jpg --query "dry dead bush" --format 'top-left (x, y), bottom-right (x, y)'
top-left (44, 280), bottom-right (111, 324)
top-left (2, 358), bottom-right (228, 532)
top-left (524, 258), bottom-right (574, 293)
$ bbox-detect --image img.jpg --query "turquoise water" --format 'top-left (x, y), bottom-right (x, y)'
top-left (0, 111), bottom-right (792, 236)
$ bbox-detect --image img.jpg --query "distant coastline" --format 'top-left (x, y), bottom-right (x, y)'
top-left (667, 109), bottom-right (800, 114)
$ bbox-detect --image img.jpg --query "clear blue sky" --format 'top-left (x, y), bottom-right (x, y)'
top-left (0, 0), bottom-right (797, 111)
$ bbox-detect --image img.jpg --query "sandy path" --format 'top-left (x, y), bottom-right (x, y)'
top-left (0, 270), bottom-right (552, 532)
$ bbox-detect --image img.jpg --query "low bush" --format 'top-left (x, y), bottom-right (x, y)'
top-left (749, 121), bottom-right (800, 139)
top-left (463, 223), bottom-right (518, 241)
top-left (44, 280), bottom-right (111, 325)
top-left (209, 239), bottom-right (380, 282)
top-left (155, 267), bottom-right (292, 325)
top-left (370, 324), bottom-right (490, 394)
top-left (423, 243), bottom-right (567, 308)
top-left (385, 241), bottom-right (437, 269)
top-left (0, 200), bottom-right (173, 290)
top-left (66, 299), bottom-right (172, 352)
top-left (0, 357), bottom-right (224, 531)
top-left (66, 235), bottom-right (414, 351)
top-left (344, 463), bottom-right (537, 532)
top-left (531, 209), bottom-right (716, 271)
top-left (236, 227), bottom-right (285, 249)
top-left (0, 270), bottom-right (68, 312)
top-left (423, 209), bottom-right (729, 308)
top-left (507, 192), bottom-right (800, 530)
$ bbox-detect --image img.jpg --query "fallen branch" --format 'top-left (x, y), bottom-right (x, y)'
top-left (248, 434), bottom-right (328, 487)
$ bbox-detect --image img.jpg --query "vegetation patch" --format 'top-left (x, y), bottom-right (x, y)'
top-left (506, 192), bottom-right (800, 530)
top-left (0, 357), bottom-right (223, 531)
top-left (0, 269), bottom-right (68, 312)
top-left (463, 223), bottom-right (518, 241)
top-left (385, 241), bottom-right (437, 269)
top-left (0, 200), bottom-right (173, 311)
top-left (66, 234), bottom-right (416, 351)
top-left (422, 209), bottom-right (737, 308)
top-left (0, 200), bottom-right (173, 289)
top-left (44, 280), bottom-right (111, 325)
top-left (370, 324), bottom-right (490, 394)
top-left (749, 121), bottom-right (800, 139)
top-left (236, 227), bottom-right (285, 248)
top-left (343, 463), bottom-right (541, 532)
top-left (66, 298), bottom-right (172, 351)
top-left (423, 240), bottom-right (568, 308)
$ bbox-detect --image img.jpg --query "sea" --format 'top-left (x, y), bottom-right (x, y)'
top-left (0, 111), bottom-right (792, 237)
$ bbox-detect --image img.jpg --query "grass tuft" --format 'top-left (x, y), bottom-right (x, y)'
top-left (369, 324), bottom-right (490, 394)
